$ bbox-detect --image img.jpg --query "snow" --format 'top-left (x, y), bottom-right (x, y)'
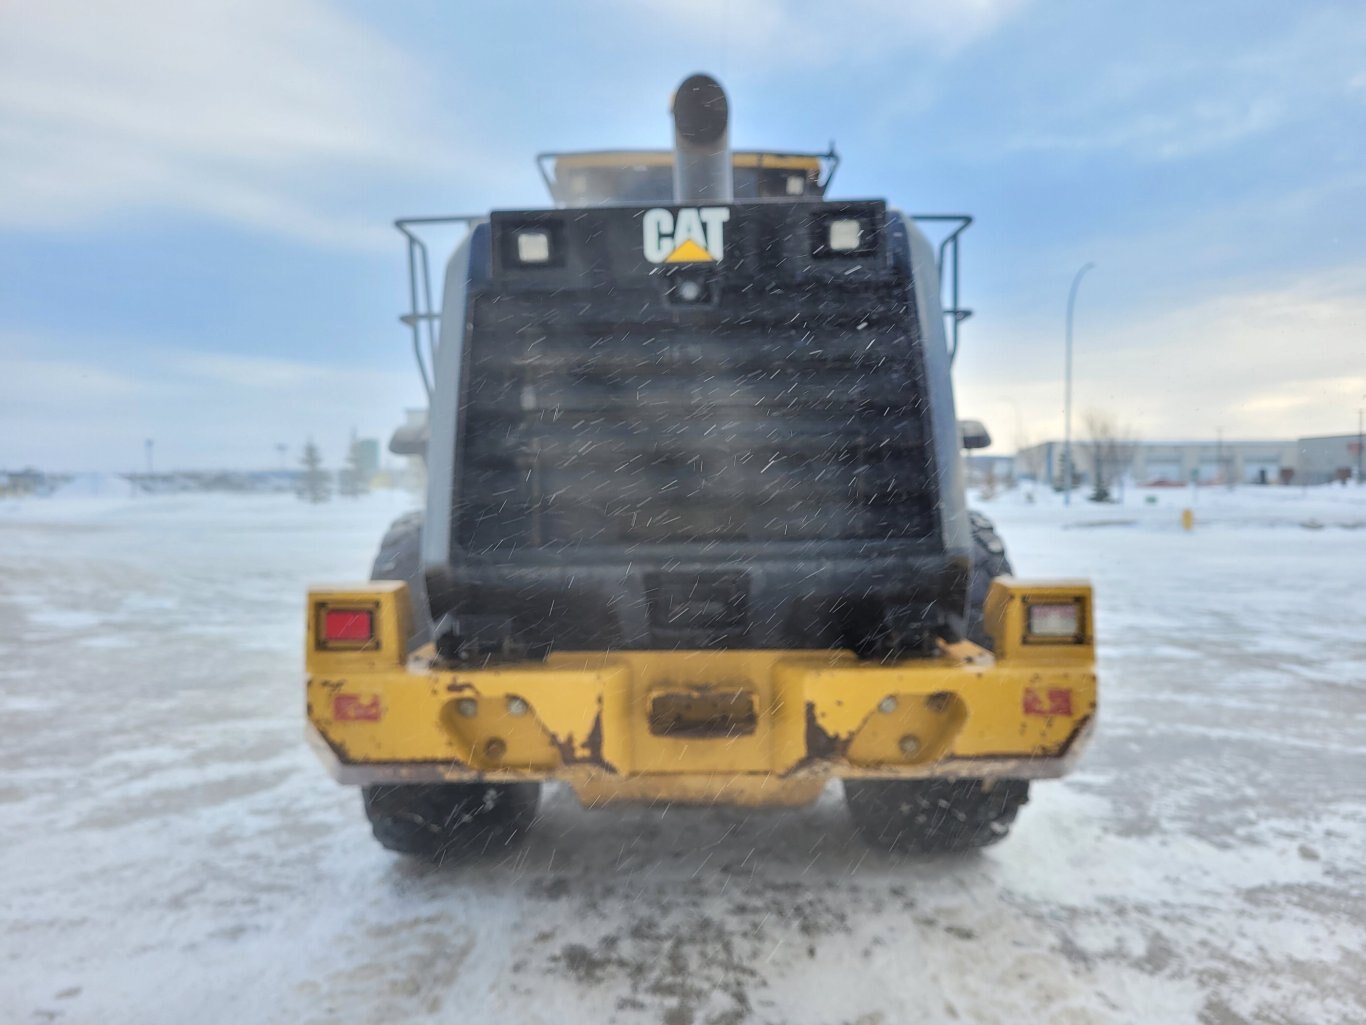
top-left (2, 482), bottom-right (1364, 1024)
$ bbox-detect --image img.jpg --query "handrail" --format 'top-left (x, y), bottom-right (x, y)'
top-left (394, 215), bottom-right (484, 398)
top-left (910, 214), bottom-right (973, 363)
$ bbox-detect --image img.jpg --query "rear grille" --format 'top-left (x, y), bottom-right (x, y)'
top-left (456, 288), bottom-right (938, 550)
top-left (645, 570), bottom-right (750, 645)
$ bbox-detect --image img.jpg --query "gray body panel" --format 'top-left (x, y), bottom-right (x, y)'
top-left (421, 229), bottom-right (478, 577)
top-left (899, 213), bottom-right (971, 567)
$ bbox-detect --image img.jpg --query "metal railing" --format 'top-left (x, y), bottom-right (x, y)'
top-left (394, 214), bottom-right (484, 398)
top-left (910, 214), bottom-right (973, 363)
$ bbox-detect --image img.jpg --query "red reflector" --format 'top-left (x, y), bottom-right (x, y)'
top-left (323, 609), bottom-right (373, 643)
top-left (1023, 687), bottom-right (1074, 717)
top-left (334, 694), bottom-right (382, 721)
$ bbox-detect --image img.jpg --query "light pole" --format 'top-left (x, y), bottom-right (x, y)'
top-left (1357, 406), bottom-right (1363, 485)
top-left (1062, 262), bottom-right (1096, 506)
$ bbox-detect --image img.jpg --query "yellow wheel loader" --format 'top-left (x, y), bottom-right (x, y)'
top-left (305, 74), bottom-right (1096, 859)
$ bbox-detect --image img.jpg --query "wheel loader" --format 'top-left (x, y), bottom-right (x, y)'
top-left (305, 74), bottom-right (1096, 859)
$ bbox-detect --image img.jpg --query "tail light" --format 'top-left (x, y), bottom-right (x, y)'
top-left (1023, 597), bottom-right (1086, 645)
top-left (317, 605), bottom-right (377, 648)
top-left (1027, 602), bottom-right (1080, 638)
top-left (984, 580), bottom-right (1093, 657)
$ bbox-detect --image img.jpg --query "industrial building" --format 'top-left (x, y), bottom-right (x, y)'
top-left (1295, 433), bottom-right (1365, 486)
top-left (1013, 435), bottom-right (1357, 488)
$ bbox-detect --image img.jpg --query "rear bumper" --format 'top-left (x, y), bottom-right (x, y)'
top-left (305, 579), bottom-right (1096, 806)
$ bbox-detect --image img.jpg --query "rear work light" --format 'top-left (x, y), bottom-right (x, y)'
top-left (827, 218), bottom-right (863, 252)
top-left (322, 608), bottom-right (374, 644)
top-left (498, 218), bottom-right (564, 269)
top-left (1026, 601), bottom-right (1083, 642)
top-left (515, 229), bottom-right (551, 264)
top-left (811, 206), bottom-right (882, 259)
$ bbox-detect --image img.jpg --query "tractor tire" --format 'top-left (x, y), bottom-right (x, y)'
top-left (370, 510), bottom-right (431, 650)
top-left (362, 782), bottom-right (541, 862)
top-left (965, 510), bottom-right (1013, 651)
top-left (844, 778), bottom-right (1030, 854)
top-left (365, 515), bottom-right (543, 860)
top-left (843, 513), bottom-right (1027, 854)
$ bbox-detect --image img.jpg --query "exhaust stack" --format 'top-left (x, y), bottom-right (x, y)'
top-left (672, 73), bottom-right (732, 204)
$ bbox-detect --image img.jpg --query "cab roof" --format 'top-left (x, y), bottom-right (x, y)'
top-left (537, 149), bottom-right (838, 206)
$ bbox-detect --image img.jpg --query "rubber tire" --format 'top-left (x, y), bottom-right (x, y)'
top-left (362, 782), bottom-right (541, 861)
top-left (370, 510), bottom-right (432, 651)
top-left (365, 514), bottom-right (543, 861)
top-left (965, 510), bottom-right (1013, 651)
top-left (845, 778), bottom-right (1030, 854)
top-left (844, 512), bottom-right (1025, 854)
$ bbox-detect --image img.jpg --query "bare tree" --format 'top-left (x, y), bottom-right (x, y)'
top-left (1082, 410), bottom-right (1138, 503)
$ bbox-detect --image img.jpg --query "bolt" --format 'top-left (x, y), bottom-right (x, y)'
top-left (456, 698), bottom-right (478, 718)
top-left (483, 737), bottom-right (507, 760)
top-left (899, 734), bottom-right (921, 757)
top-left (925, 692), bottom-right (952, 713)
top-left (878, 696), bottom-right (898, 715)
top-left (506, 696), bottom-right (529, 717)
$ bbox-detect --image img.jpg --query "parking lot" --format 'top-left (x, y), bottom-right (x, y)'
top-left (3, 485), bottom-right (1363, 1025)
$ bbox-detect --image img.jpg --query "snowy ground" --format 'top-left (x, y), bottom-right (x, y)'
top-left (2, 480), bottom-right (1364, 1025)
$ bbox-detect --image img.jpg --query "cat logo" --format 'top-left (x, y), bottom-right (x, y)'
top-left (642, 207), bottom-right (730, 263)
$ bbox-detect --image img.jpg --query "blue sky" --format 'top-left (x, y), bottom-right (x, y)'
top-left (2, 0), bottom-right (1364, 471)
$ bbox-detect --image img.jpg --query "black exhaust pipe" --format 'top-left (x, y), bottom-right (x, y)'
top-left (672, 73), bottom-right (732, 204)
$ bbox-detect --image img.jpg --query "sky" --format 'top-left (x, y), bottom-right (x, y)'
top-left (2, 0), bottom-right (1364, 471)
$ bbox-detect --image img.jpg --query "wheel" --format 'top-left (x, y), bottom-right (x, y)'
top-left (844, 778), bottom-right (1030, 853)
top-left (362, 782), bottom-right (541, 861)
top-left (370, 510), bottom-right (431, 650)
top-left (366, 517), bottom-right (542, 860)
top-left (843, 514), bottom-right (1027, 854)
top-left (965, 510), bottom-right (1013, 650)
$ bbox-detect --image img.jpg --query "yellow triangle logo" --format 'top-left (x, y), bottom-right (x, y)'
top-left (664, 238), bottom-right (715, 263)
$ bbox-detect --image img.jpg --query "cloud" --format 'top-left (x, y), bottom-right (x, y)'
top-left (0, 0), bottom-right (458, 247)
top-left (1011, 97), bottom-right (1286, 162)
top-left (598, 0), bottom-right (1027, 66)
top-left (956, 267), bottom-right (1366, 450)
top-left (1000, 7), bottom-right (1366, 163)
top-left (1, 333), bottom-right (425, 471)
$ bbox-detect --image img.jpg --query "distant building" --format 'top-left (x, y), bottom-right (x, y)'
top-left (122, 470), bottom-right (301, 494)
top-left (1134, 440), bottom-right (1295, 486)
top-left (0, 468), bottom-right (73, 496)
top-left (964, 454), bottom-right (1015, 489)
top-left (1295, 433), bottom-right (1364, 486)
top-left (1013, 439), bottom-right (1298, 488)
top-left (352, 438), bottom-right (381, 480)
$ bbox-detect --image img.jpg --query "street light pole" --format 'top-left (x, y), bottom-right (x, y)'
top-left (1063, 262), bottom-right (1096, 506)
top-left (1357, 406), bottom-right (1363, 485)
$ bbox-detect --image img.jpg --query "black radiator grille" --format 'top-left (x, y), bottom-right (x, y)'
top-left (644, 570), bottom-right (750, 645)
top-left (456, 290), bottom-right (938, 550)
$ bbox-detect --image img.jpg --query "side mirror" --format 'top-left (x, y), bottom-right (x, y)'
top-left (389, 412), bottom-right (429, 457)
top-left (959, 419), bottom-right (991, 450)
